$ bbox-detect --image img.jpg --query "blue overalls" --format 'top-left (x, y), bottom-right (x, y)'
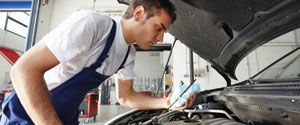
top-left (1, 19), bottom-right (130, 125)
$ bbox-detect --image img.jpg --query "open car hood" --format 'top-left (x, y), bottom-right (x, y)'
top-left (118, 0), bottom-right (300, 80)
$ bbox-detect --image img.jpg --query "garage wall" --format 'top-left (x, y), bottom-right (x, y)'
top-left (172, 42), bottom-right (226, 90)
top-left (172, 30), bottom-right (299, 91)
top-left (134, 52), bottom-right (163, 77)
top-left (245, 30), bottom-right (299, 77)
top-left (0, 29), bottom-right (26, 52)
top-left (36, 0), bottom-right (128, 42)
top-left (35, 0), bottom-right (54, 42)
top-left (50, 0), bottom-right (127, 31)
top-left (0, 56), bottom-right (12, 89)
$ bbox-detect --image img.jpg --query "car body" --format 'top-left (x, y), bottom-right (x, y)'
top-left (106, 0), bottom-right (300, 124)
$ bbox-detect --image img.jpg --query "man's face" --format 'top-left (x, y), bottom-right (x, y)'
top-left (134, 8), bottom-right (172, 50)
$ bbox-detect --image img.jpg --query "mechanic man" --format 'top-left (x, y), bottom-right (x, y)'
top-left (1, 0), bottom-right (198, 124)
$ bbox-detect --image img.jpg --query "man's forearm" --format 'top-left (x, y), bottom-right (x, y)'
top-left (118, 90), bottom-right (169, 110)
top-left (11, 67), bottom-right (62, 125)
top-left (116, 79), bottom-right (170, 110)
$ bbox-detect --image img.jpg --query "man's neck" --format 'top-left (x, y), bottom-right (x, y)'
top-left (121, 18), bottom-right (135, 45)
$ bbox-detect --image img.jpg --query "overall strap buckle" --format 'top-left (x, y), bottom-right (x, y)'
top-left (90, 19), bottom-right (116, 69)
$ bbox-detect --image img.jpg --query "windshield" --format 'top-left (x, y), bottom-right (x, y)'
top-left (253, 48), bottom-right (300, 80)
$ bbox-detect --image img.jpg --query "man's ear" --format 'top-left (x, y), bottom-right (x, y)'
top-left (133, 6), bottom-right (145, 21)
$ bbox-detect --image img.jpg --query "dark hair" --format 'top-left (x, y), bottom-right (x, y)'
top-left (123, 0), bottom-right (176, 24)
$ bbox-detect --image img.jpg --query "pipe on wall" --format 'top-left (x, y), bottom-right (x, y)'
top-left (189, 49), bottom-right (194, 84)
top-left (25, 0), bottom-right (41, 51)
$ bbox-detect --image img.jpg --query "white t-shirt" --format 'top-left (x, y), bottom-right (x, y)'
top-left (43, 10), bottom-right (136, 90)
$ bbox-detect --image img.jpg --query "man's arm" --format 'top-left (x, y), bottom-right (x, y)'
top-left (116, 79), bottom-right (198, 110)
top-left (116, 79), bottom-right (169, 109)
top-left (11, 41), bottom-right (62, 124)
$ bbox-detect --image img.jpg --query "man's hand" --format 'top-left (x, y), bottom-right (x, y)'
top-left (167, 91), bottom-right (199, 110)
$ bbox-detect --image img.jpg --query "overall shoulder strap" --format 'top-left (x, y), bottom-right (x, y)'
top-left (90, 19), bottom-right (116, 70)
top-left (116, 46), bottom-right (131, 73)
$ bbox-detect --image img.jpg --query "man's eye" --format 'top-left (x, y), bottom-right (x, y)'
top-left (157, 28), bottom-right (163, 32)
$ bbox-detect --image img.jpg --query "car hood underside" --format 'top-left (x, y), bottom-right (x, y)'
top-left (168, 0), bottom-right (300, 80)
